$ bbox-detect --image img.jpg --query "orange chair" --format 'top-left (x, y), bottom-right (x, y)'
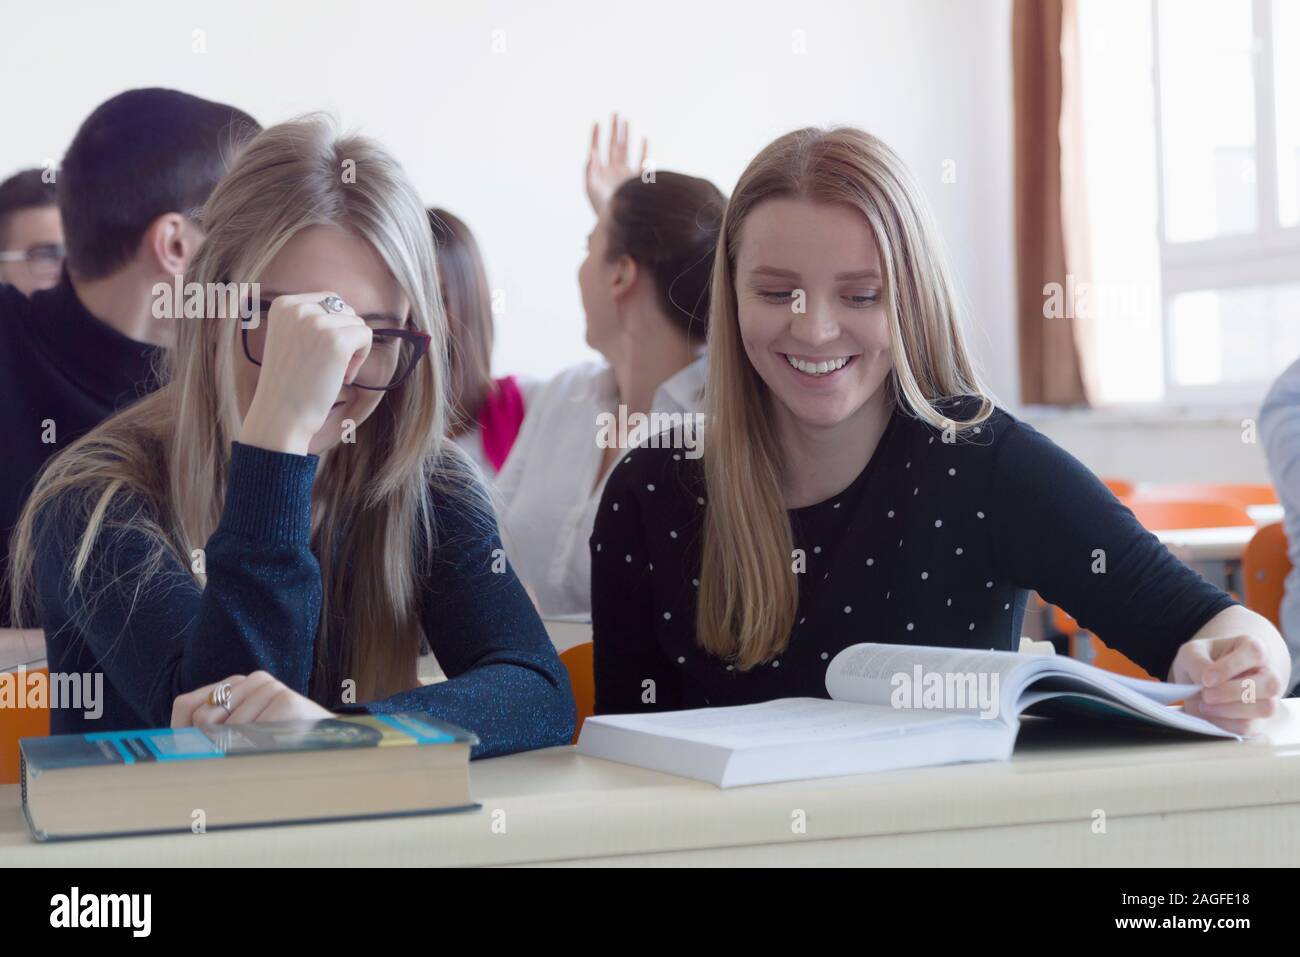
top-left (1045, 603), bottom-right (1155, 681)
top-left (1101, 477), bottom-right (1135, 498)
top-left (1243, 523), bottom-right (1292, 630)
top-left (0, 665), bottom-right (51, 784)
top-left (1051, 499), bottom-right (1254, 682)
top-left (1123, 498), bottom-right (1254, 532)
top-left (559, 642), bottom-right (594, 744)
top-left (1129, 482), bottom-right (1278, 510)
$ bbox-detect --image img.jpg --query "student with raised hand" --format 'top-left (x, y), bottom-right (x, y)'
top-left (591, 126), bottom-right (1290, 735)
top-left (430, 207), bottom-right (531, 479)
top-left (496, 114), bottom-right (726, 616)
top-left (0, 168), bottom-right (62, 296)
top-left (0, 89), bottom-right (259, 668)
top-left (9, 118), bottom-right (575, 757)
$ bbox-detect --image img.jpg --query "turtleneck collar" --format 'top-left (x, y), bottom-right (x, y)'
top-left (26, 269), bottom-right (165, 407)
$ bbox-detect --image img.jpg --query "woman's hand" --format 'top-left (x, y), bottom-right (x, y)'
top-left (1170, 606), bottom-right (1293, 736)
top-left (585, 112), bottom-right (647, 216)
top-left (171, 672), bottom-right (333, 728)
top-left (239, 292), bottom-right (372, 456)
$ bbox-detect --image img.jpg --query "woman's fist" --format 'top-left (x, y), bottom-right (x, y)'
top-left (239, 292), bottom-right (373, 455)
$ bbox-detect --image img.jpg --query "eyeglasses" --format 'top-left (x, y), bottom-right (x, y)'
top-left (242, 300), bottom-right (432, 391)
top-left (0, 243), bottom-right (65, 281)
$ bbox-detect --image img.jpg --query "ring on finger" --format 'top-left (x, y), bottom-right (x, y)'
top-left (208, 682), bottom-right (234, 714)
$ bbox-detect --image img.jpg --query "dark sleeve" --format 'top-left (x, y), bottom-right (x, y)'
top-left (360, 480), bottom-right (575, 759)
top-left (591, 457), bottom-right (683, 714)
top-left (989, 421), bottom-right (1237, 679)
top-left (0, 285), bottom-right (30, 625)
top-left (32, 442), bottom-right (324, 726)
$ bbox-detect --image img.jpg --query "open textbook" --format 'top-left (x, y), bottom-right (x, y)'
top-left (576, 642), bottom-right (1240, 787)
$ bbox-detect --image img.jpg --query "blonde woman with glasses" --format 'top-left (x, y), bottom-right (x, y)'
top-left (9, 118), bottom-right (574, 756)
top-left (591, 126), bottom-right (1289, 736)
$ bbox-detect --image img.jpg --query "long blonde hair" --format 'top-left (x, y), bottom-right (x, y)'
top-left (697, 127), bottom-right (993, 669)
top-left (9, 116), bottom-right (478, 702)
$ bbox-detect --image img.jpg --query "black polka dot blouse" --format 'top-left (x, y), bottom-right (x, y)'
top-left (589, 398), bottom-right (1236, 715)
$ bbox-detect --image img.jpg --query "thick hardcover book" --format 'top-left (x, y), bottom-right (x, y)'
top-left (21, 713), bottom-right (479, 841)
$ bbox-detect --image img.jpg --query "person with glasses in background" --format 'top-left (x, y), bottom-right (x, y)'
top-left (0, 89), bottom-right (259, 673)
top-left (0, 168), bottom-right (63, 296)
top-left (9, 118), bottom-right (574, 756)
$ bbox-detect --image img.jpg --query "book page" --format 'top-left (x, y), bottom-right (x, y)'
top-left (586, 698), bottom-right (974, 751)
top-left (1011, 654), bottom-right (1207, 710)
top-left (1085, 669), bottom-right (1201, 704)
top-left (825, 643), bottom-right (1029, 720)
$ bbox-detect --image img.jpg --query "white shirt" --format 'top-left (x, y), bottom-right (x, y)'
top-left (1259, 357), bottom-right (1300, 683)
top-left (495, 356), bottom-right (706, 616)
top-left (449, 376), bottom-right (542, 481)
top-left (451, 427), bottom-right (493, 479)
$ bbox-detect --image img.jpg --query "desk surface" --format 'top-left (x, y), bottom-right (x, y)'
top-left (4, 702), bottom-right (1299, 867)
top-left (1148, 504), bottom-right (1280, 563)
top-left (1154, 525), bottom-right (1258, 562)
top-left (1248, 504), bottom-right (1284, 526)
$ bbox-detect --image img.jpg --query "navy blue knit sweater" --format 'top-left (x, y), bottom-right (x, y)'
top-left (30, 441), bottom-right (575, 757)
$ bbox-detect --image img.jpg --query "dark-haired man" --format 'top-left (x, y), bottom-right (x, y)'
top-left (0, 88), bottom-right (259, 661)
top-left (0, 169), bottom-right (62, 296)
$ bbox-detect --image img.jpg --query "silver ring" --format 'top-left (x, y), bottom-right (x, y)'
top-left (208, 682), bottom-right (233, 714)
top-left (320, 295), bottom-right (346, 314)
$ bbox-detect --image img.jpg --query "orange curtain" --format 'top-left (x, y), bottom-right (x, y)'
top-left (1013, 0), bottom-right (1092, 406)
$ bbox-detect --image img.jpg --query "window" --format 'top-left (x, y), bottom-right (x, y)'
top-left (1154, 0), bottom-right (1300, 402)
top-left (1075, 0), bottom-right (1300, 405)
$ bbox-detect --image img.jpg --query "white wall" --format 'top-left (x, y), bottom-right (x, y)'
top-left (1023, 407), bottom-right (1271, 485)
top-left (0, 0), bottom-right (1019, 398)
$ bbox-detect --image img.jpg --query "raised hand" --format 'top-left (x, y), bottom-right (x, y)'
top-left (585, 112), bottom-right (648, 216)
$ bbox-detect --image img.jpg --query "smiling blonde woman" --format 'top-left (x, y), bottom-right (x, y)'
top-left (590, 126), bottom-right (1289, 736)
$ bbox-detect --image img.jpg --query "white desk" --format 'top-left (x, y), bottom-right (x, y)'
top-left (1154, 525), bottom-right (1259, 564)
top-left (4, 702), bottom-right (1299, 866)
top-left (1248, 504), bottom-right (1284, 526)
top-left (1150, 504), bottom-right (1281, 565)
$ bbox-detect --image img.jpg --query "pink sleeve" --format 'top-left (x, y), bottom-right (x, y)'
top-left (478, 375), bottom-right (527, 473)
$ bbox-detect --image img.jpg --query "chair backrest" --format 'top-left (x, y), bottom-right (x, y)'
top-left (558, 642), bottom-right (594, 744)
top-left (1129, 482), bottom-right (1278, 509)
top-left (0, 665), bottom-right (51, 785)
top-left (1101, 477), bottom-right (1135, 498)
top-left (1244, 523), bottom-right (1292, 630)
top-left (1124, 498), bottom-right (1254, 531)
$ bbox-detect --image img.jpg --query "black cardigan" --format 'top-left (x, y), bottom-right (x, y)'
top-left (590, 399), bottom-right (1236, 714)
top-left (32, 442), bottom-right (576, 756)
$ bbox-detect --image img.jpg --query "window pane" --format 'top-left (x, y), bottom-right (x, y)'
top-left (1157, 0), bottom-right (1258, 242)
top-left (1276, 0), bottom-right (1300, 227)
top-left (1169, 282), bottom-right (1300, 386)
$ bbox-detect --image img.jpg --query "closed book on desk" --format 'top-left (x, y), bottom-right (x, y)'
top-left (20, 713), bottom-right (478, 841)
top-left (577, 642), bottom-right (1240, 787)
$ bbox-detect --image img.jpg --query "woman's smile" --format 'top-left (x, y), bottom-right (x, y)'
top-left (781, 352), bottom-right (858, 379)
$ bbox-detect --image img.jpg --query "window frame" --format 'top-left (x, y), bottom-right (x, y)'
top-left (1151, 0), bottom-right (1300, 404)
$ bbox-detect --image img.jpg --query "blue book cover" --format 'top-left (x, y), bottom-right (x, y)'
top-left (22, 712), bottom-right (477, 772)
top-left (21, 714), bottom-right (480, 842)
